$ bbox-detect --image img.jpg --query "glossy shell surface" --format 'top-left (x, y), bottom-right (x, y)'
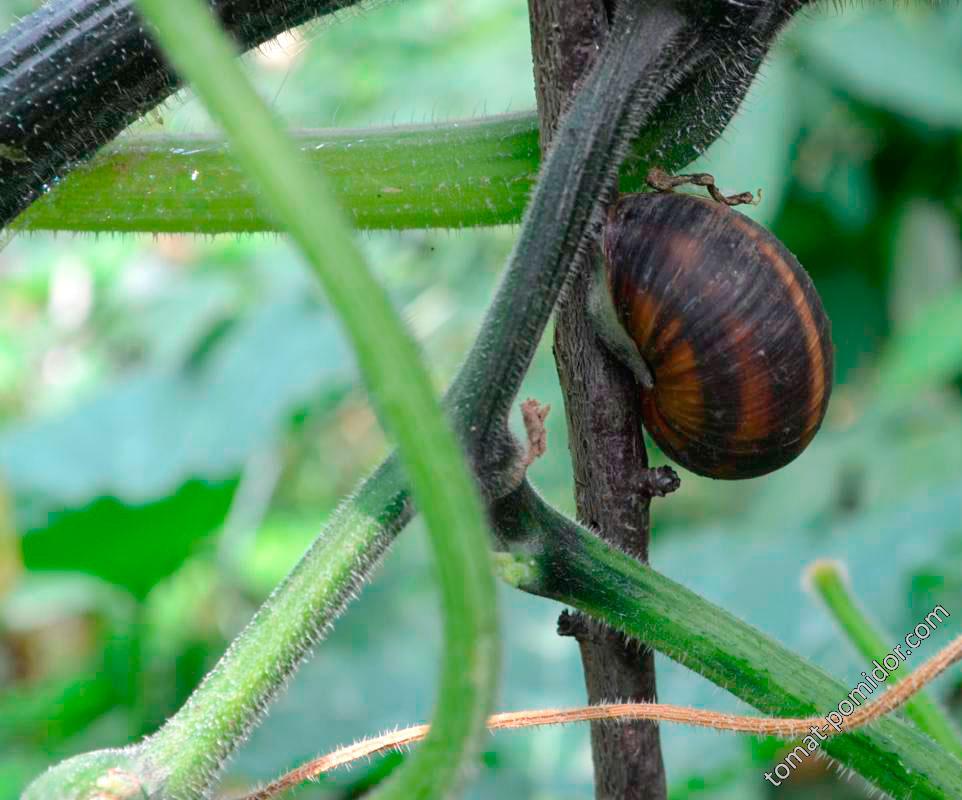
top-left (603, 191), bottom-right (834, 479)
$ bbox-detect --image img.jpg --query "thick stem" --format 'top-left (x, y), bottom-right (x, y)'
top-left (0, 0), bottom-right (365, 227)
top-left (13, 116), bottom-right (544, 234)
top-left (491, 482), bottom-right (962, 800)
top-left (527, 2), bottom-right (667, 797)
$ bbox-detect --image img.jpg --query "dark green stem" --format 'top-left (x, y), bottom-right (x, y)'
top-left (0, 0), bottom-right (366, 226)
top-left (448, 1), bottom-right (705, 455)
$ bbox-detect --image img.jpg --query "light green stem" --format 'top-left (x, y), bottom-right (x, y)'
top-left (14, 116), bottom-right (542, 233)
top-left (805, 559), bottom-right (962, 760)
top-left (10, 111), bottom-right (672, 235)
top-left (130, 1), bottom-right (498, 798)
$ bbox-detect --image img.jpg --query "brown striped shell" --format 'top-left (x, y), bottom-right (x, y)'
top-left (603, 191), bottom-right (834, 479)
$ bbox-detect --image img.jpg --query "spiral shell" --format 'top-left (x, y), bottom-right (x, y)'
top-left (603, 191), bottom-right (834, 479)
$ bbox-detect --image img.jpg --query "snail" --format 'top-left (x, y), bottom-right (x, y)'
top-left (590, 170), bottom-right (834, 479)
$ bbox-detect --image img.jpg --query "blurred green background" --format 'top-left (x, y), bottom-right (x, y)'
top-left (1, 1), bottom-right (962, 798)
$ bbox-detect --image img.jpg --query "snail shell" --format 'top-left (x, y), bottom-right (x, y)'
top-left (601, 191), bottom-right (834, 479)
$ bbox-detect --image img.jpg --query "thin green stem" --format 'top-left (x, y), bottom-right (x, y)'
top-left (130, 2), bottom-right (498, 798)
top-left (805, 559), bottom-right (962, 759)
top-left (490, 481), bottom-right (962, 800)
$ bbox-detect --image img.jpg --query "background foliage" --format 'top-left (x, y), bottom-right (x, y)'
top-left (1, 1), bottom-right (962, 797)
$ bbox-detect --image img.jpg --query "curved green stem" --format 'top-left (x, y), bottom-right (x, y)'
top-left (805, 559), bottom-right (962, 760)
top-left (130, 1), bottom-right (498, 797)
top-left (491, 481), bottom-right (962, 800)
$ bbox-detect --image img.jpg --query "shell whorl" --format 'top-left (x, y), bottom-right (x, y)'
top-left (603, 191), bottom-right (834, 479)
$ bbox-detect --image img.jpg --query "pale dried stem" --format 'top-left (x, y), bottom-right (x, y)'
top-left (521, 398), bottom-right (551, 466)
top-left (238, 633), bottom-right (962, 800)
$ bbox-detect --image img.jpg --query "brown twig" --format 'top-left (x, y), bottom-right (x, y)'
top-left (528, 2), bottom-right (669, 794)
top-left (237, 633), bottom-right (962, 800)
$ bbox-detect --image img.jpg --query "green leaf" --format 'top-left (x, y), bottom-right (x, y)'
top-left (0, 294), bottom-right (352, 595)
top-left (889, 200), bottom-right (962, 331)
top-left (877, 287), bottom-right (962, 406)
top-left (19, 482), bottom-right (237, 599)
top-left (0, 574), bottom-right (138, 749)
top-left (796, 9), bottom-right (962, 128)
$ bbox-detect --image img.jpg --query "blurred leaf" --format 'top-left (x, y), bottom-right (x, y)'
top-left (0, 293), bottom-right (354, 594)
top-left (0, 575), bottom-right (139, 749)
top-left (821, 157), bottom-right (875, 232)
top-left (742, 393), bottom-right (962, 532)
top-left (0, 754), bottom-right (47, 800)
top-left (19, 481), bottom-right (237, 598)
top-left (669, 768), bottom-right (766, 800)
top-left (233, 514), bottom-right (321, 597)
top-left (889, 200), bottom-right (962, 330)
top-left (108, 271), bottom-right (243, 369)
top-left (272, 0), bottom-right (534, 129)
top-left (0, 483), bottom-right (18, 596)
top-left (0, 572), bottom-right (134, 632)
top-left (877, 286), bottom-right (962, 406)
top-left (0, 669), bottom-right (118, 749)
top-left (805, 268), bottom-right (885, 385)
top-left (797, 10), bottom-right (962, 128)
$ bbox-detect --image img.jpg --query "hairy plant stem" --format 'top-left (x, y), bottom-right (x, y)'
top-left (0, 0), bottom-right (367, 227)
top-left (527, 2), bottom-right (667, 797)
top-left (0, 0), bottom-right (806, 237)
top-left (148, 458), bottom-right (413, 793)
top-left (491, 481), bottom-right (962, 800)
top-left (14, 116), bottom-right (544, 234)
top-left (11, 106), bottom-right (737, 236)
